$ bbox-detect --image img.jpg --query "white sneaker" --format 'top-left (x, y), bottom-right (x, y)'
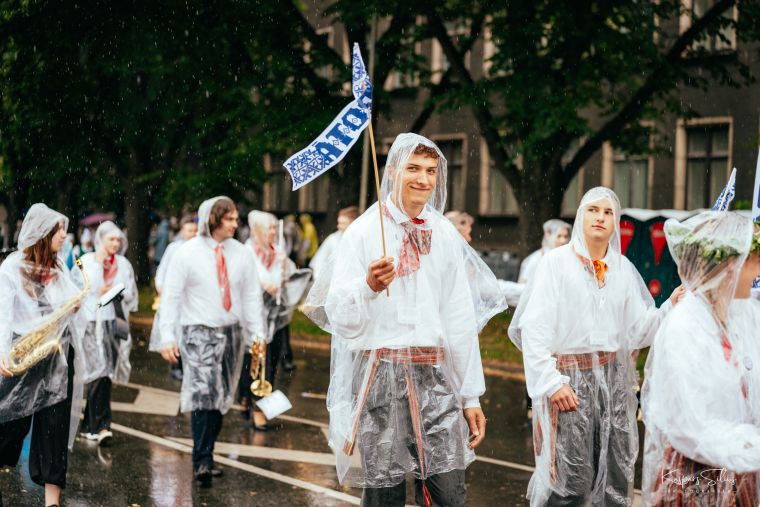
top-left (80, 432), bottom-right (98, 441)
top-left (97, 430), bottom-right (113, 447)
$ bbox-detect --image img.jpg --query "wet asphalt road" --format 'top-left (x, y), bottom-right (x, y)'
top-left (0, 325), bottom-right (552, 506)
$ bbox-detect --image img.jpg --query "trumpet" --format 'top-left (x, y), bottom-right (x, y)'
top-left (7, 258), bottom-right (90, 376)
top-left (249, 338), bottom-right (272, 397)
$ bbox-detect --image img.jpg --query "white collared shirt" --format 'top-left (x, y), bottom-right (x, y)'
top-left (514, 243), bottom-right (669, 399)
top-left (155, 239), bottom-right (186, 292)
top-left (158, 235), bottom-right (265, 346)
top-left (324, 199), bottom-right (485, 408)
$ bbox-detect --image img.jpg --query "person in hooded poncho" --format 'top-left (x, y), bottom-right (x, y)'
top-left (238, 210), bottom-right (310, 429)
top-left (304, 133), bottom-right (507, 507)
top-left (310, 206), bottom-right (359, 281)
top-left (508, 187), bottom-right (684, 506)
top-left (78, 221), bottom-right (138, 447)
top-left (519, 219), bottom-right (572, 284)
top-left (641, 211), bottom-right (760, 506)
top-left (151, 196), bottom-right (265, 486)
top-left (154, 214), bottom-right (198, 381)
top-left (0, 203), bottom-right (87, 507)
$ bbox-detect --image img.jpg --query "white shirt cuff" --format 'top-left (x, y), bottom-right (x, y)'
top-left (462, 397), bottom-right (481, 409)
top-left (360, 278), bottom-right (381, 300)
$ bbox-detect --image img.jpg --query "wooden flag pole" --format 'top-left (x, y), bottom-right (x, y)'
top-left (366, 119), bottom-right (390, 297)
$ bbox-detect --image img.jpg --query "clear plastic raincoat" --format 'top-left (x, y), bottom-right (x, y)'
top-left (641, 211), bottom-right (760, 506)
top-left (0, 203), bottom-right (86, 449)
top-left (246, 211), bottom-right (311, 343)
top-left (150, 196), bottom-right (264, 414)
top-left (509, 187), bottom-right (670, 506)
top-left (304, 133), bottom-right (506, 488)
top-left (79, 221), bottom-right (138, 384)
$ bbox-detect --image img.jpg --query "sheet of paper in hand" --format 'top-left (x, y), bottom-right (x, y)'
top-left (99, 282), bottom-right (125, 307)
top-left (255, 390), bottom-right (293, 420)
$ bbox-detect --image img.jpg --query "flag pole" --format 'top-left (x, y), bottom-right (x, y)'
top-left (367, 118), bottom-right (390, 297)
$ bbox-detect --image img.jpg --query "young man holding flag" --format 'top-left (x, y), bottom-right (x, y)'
top-left (305, 133), bottom-right (506, 506)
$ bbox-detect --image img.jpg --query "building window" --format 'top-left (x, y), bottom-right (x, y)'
top-left (435, 138), bottom-right (466, 211)
top-left (561, 170), bottom-right (585, 216)
top-left (685, 124), bottom-right (730, 209)
top-left (613, 151), bottom-right (649, 209)
top-left (479, 138), bottom-right (518, 215)
top-left (680, 0), bottom-right (737, 52)
top-left (431, 20), bottom-right (472, 84)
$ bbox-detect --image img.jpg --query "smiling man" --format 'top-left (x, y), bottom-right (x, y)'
top-left (154, 196), bottom-right (265, 487)
top-left (305, 133), bottom-right (506, 507)
top-left (509, 187), bottom-right (684, 506)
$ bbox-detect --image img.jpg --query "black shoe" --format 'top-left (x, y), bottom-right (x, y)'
top-left (194, 464), bottom-right (212, 486)
top-left (282, 361), bottom-right (296, 372)
top-left (211, 465), bottom-right (223, 477)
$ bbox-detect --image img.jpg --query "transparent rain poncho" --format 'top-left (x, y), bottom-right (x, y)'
top-left (500, 219), bottom-right (572, 306)
top-left (509, 187), bottom-right (668, 506)
top-left (246, 211), bottom-right (311, 344)
top-left (0, 203), bottom-right (86, 449)
top-left (150, 196), bottom-right (260, 414)
top-left (304, 133), bottom-right (507, 487)
top-left (78, 221), bottom-right (138, 384)
top-left (641, 211), bottom-right (760, 506)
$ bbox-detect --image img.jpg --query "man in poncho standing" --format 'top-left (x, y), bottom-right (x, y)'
top-left (305, 133), bottom-right (506, 507)
top-left (509, 187), bottom-right (684, 506)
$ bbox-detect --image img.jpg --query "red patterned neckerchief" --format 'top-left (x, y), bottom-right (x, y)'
top-left (103, 254), bottom-right (119, 286)
top-left (253, 243), bottom-right (276, 270)
top-left (381, 204), bottom-right (432, 277)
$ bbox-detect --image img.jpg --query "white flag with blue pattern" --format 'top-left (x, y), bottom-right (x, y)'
top-left (283, 44), bottom-right (372, 190)
top-left (711, 167), bottom-right (736, 211)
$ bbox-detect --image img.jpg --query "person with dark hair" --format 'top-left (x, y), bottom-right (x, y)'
top-left (0, 203), bottom-right (86, 507)
top-left (153, 214), bottom-right (198, 381)
top-left (151, 196), bottom-right (265, 487)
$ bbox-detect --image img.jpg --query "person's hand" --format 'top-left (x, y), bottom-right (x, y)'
top-left (669, 285), bottom-right (686, 306)
top-left (550, 385), bottom-right (579, 412)
top-left (99, 284), bottom-right (113, 296)
top-left (0, 355), bottom-right (14, 378)
top-left (160, 342), bottom-right (180, 364)
top-left (264, 284), bottom-right (278, 297)
top-left (366, 257), bottom-right (395, 293)
top-left (463, 407), bottom-right (486, 449)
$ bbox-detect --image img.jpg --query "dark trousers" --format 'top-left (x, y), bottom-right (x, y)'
top-left (361, 469), bottom-right (466, 507)
top-left (280, 326), bottom-right (293, 365)
top-left (0, 348), bottom-right (75, 488)
top-left (191, 409), bottom-right (223, 469)
top-left (83, 376), bottom-right (112, 434)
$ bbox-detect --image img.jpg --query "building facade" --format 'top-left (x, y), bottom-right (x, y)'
top-left (260, 3), bottom-right (760, 255)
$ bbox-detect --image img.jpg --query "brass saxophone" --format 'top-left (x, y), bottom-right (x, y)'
top-left (7, 258), bottom-right (90, 376)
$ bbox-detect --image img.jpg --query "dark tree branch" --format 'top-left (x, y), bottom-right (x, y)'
top-left (408, 12), bottom-right (485, 133)
top-left (562, 0), bottom-right (736, 186)
top-left (427, 12), bottom-right (521, 190)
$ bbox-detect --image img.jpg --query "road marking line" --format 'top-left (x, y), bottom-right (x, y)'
top-left (110, 422), bottom-right (360, 505)
top-left (166, 437), bottom-right (336, 466)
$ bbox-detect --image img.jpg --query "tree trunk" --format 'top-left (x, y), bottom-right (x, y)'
top-left (515, 161), bottom-right (565, 258)
top-left (124, 155), bottom-right (153, 284)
